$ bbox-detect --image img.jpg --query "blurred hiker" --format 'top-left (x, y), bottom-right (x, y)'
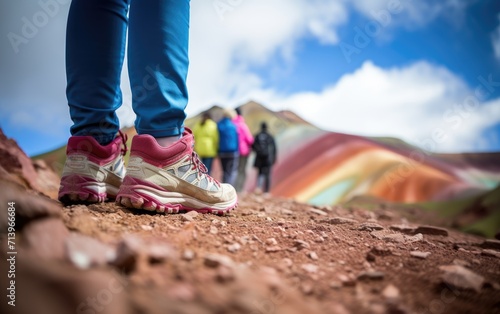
top-left (232, 107), bottom-right (254, 192)
top-left (193, 112), bottom-right (219, 174)
top-left (59, 0), bottom-right (237, 215)
top-left (217, 109), bottom-right (239, 186)
top-left (252, 122), bottom-right (277, 193)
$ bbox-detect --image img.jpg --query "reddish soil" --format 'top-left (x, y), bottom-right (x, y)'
top-left (1, 190), bottom-right (499, 314)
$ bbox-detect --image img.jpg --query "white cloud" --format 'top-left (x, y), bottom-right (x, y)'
top-left (257, 61), bottom-right (500, 153)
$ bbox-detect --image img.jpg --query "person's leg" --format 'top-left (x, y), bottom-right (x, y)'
top-left (66, 0), bottom-right (130, 144)
top-left (235, 155), bottom-right (248, 191)
top-left (202, 157), bottom-right (213, 174)
top-left (228, 154), bottom-right (239, 186)
top-left (117, 0), bottom-right (237, 215)
top-left (60, 0), bottom-right (130, 204)
top-left (220, 157), bottom-right (230, 183)
top-left (263, 167), bottom-right (271, 193)
top-left (256, 168), bottom-right (264, 192)
top-left (128, 0), bottom-right (189, 139)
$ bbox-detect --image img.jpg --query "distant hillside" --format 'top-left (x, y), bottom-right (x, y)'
top-left (34, 101), bottom-right (500, 205)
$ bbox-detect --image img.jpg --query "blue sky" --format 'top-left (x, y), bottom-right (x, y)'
top-left (1, 0), bottom-right (499, 156)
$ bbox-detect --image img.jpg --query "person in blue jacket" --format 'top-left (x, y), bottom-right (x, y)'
top-left (217, 109), bottom-right (239, 186)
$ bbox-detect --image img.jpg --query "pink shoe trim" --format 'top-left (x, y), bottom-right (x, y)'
top-left (58, 175), bottom-right (108, 202)
top-left (130, 129), bottom-right (194, 168)
top-left (67, 136), bottom-right (123, 166)
top-left (117, 176), bottom-right (237, 215)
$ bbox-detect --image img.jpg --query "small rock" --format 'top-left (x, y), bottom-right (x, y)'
top-left (389, 224), bottom-right (416, 234)
top-left (182, 249), bottom-right (195, 261)
top-left (366, 252), bottom-right (376, 262)
top-left (338, 274), bottom-right (356, 287)
top-left (301, 263), bottom-right (318, 273)
top-left (324, 217), bottom-right (358, 225)
top-left (209, 225), bottom-right (218, 235)
top-left (113, 235), bottom-right (176, 272)
top-left (185, 210), bottom-right (199, 218)
top-left (358, 222), bottom-right (384, 231)
top-left (265, 246), bottom-right (283, 253)
top-left (382, 284), bottom-right (400, 302)
top-left (370, 246), bottom-right (392, 256)
top-left (301, 283), bottom-right (314, 295)
top-left (410, 251), bottom-right (431, 259)
top-left (414, 225), bottom-right (448, 236)
top-left (308, 251), bottom-right (319, 260)
top-left (314, 236), bottom-right (325, 243)
top-left (452, 259), bottom-right (470, 267)
top-left (65, 232), bottom-right (116, 269)
top-left (281, 258), bottom-right (293, 268)
top-left (140, 224), bottom-right (153, 230)
top-left (480, 239), bottom-right (500, 250)
top-left (204, 253), bottom-right (235, 268)
top-left (180, 214), bottom-right (194, 222)
top-left (216, 266), bottom-right (235, 283)
top-left (439, 265), bottom-right (484, 293)
top-left (308, 208), bottom-right (328, 216)
top-left (227, 243), bottom-right (241, 253)
top-left (211, 219), bottom-right (226, 227)
top-left (330, 281), bottom-right (342, 289)
top-left (293, 239), bottom-right (310, 250)
top-left (265, 237), bottom-right (278, 246)
top-left (383, 233), bottom-right (406, 244)
top-left (357, 271), bottom-right (385, 281)
top-left (482, 249), bottom-right (500, 258)
top-left (405, 233), bottom-right (424, 243)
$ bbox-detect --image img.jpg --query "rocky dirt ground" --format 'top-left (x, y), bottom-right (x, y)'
top-left (1, 183), bottom-right (500, 314)
top-left (0, 129), bottom-right (499, 314)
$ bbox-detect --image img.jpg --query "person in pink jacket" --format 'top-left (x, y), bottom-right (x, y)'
top-left (232, 107), bottom-right (254, 192)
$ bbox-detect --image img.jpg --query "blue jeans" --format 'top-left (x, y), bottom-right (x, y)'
top-left (201, 157), bottom-right (214, 175)
top-left (66, 0), bottom-right (189, 145)
top-left (219, 152), bottom-right (239, 186)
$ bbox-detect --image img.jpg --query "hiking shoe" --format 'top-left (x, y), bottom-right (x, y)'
top-left (58, 132), bottom-right (127, 203)
top-left (116, 129), bottom-right (237, 215)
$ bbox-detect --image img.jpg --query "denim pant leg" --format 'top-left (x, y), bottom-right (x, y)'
top-left (201, 157), bottom-right (213, 174)
top-left (66, 0), bottom-right (130, 145)
top-left (228, 155), bottom-right (239, 186)
top-left (128, 0), bottom-right (190, 137)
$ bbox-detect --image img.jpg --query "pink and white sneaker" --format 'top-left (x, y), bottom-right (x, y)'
top-left (58, 132), bottom-right (127, 203)
top-left (116, 129), bottom-right (237, 215)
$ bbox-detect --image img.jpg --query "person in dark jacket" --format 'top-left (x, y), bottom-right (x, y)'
top-left (217, 109), bottom-right (239, 185)
top-left (252, 121), bottom-right (276, 193)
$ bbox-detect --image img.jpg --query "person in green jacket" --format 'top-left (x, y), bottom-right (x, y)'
top-left (193, 112), bottom-right (219, 174)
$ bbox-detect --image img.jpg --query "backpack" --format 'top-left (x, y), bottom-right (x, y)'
top-left (253, 133), bottom-right (271, 156)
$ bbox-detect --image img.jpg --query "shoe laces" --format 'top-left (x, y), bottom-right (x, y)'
top-left (118, 130), bottom-right (128, 155)
top-left (191, 150), bottom-right (220, 187)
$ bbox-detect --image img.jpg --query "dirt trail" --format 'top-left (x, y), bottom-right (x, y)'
top-left (1, 188), bottom-right (499, 314)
